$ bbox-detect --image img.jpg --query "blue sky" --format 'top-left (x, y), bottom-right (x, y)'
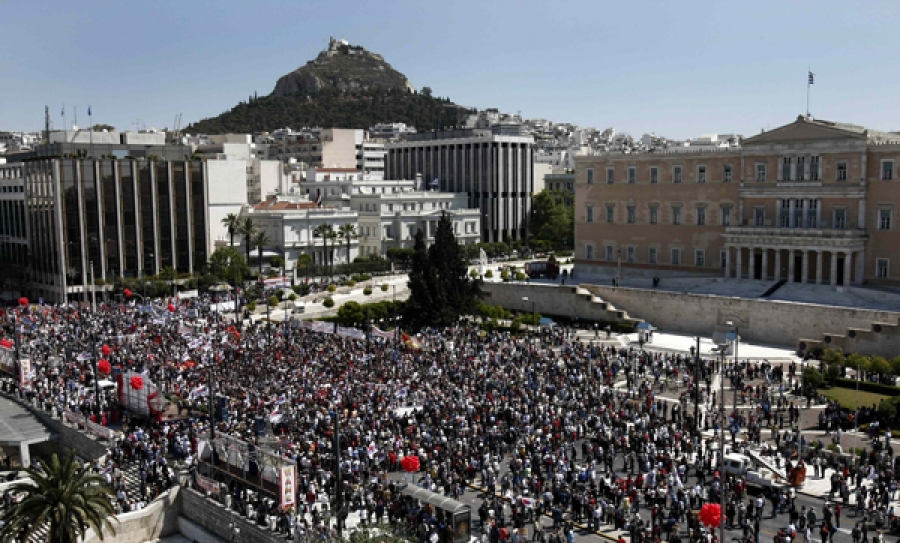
top-left (2, 0), bottom-right (899, 139)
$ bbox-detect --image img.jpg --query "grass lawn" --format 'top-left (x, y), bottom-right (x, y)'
top-left (819, 387), bottom-right (891, 410)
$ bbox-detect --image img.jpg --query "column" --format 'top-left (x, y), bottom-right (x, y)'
top-left (843, 251), bottom-right (853, 286)
top-left (761, 248), bottom-right (768, 281)
top-left (746, 247), bottom-right (754, 279)
top-left (830, 252), bottom-right (839, 286)
top-left (787, 249), bottom-right (796, 283)
top-left (801, 199), bottom-right (810, 228)
top-left (19, 442), bottom-right (30, 468)
top-left (774, 249), bottom-right (782, 282)
top-left (801, 250), bottom-right (809, 283)
top-left (815, 251), bottom-right (824, 285)
top-left (724, 246), bottom-right (731, 279)
top-left (789, 199), bottom-right (796, 228)
top-left (736, 246), bottom-right (743, 280)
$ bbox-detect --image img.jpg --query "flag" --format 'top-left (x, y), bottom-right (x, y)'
top-left (429, 178), bottom-right (439, 187)
top-left (808, 71), bottom-right (814, 85)
top-left (61, 104), bottom-right (65, 118)
top-left (315, 192), bottom-right (323, 206)
top-left (88, 106), bottom-right (92, 116)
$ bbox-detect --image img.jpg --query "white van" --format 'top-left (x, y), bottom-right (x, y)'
top-left (723, 453), bottom-right (752, 476)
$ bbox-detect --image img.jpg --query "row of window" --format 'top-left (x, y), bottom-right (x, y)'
top-left (584, 203), bottom-right (893, 230)
top-left (582, 244), bottom-right (893, 278)
top-left (584, 159), bottom-right (896, 184)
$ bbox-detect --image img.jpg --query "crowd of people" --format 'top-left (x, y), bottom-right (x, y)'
top-left (1, 294), bottom-right (899, 543)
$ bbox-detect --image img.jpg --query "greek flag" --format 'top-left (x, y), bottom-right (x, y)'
top-left (808, 71), bottom-right (814, 85)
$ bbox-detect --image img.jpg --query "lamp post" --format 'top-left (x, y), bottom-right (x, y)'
top-left (723, 321), bottom-right (740, 543)
top-left (616, 249), bottom-right (622, 286)
top-left (693, 336), bottom-right (701, 432)
top-left (522, 296), bottom-right (535, 331)
top-left (331, 409), bottom-right (343, 537)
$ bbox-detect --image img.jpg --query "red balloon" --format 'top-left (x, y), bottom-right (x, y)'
top-left (699, 503), bottom-right (722, 528)
top-left (401, 455), bottom-right (420, 473)
top-left (0, 339), bottom-right (11, 349)
top-left (101, 345), bottom-right (111, 356)
top-left (167, 303), bottom-right (176, 312)
top-left (17, 297), bottom-right (28, 307)
top-left (123, 289), bottom-right (132, 299)
top-left (130, 376), bottom-right (144, 390)
top-left (97, 359), bottom-right (111, 374)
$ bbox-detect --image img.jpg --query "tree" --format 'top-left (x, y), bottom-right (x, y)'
top-left (221, 213), bottom-right (240, 247)
top-left (238, 217), bottom-right (256, 270)
top-left (404, 213), bottom-right (481, 329)
top-left (336, 301), bottom-right (365, 326)
top-left (421, 87), bottom-right (433, 98)
top-left (90, 123), bottom-right (116, 132)
top-left (338, 223), bottom-right (358, 266)
top-left (296, 253), bottom-right (314, 278)
top-left (208, 246), bottom-right (249, 284)
top-left (313, 224), bottom-right (337, 279)
top-left (869, 356), bottom-right (891, 382)
top-left (802, 367), bottom-right (825, 397)
top-left (529, 190), bottom-right (574, 250)
top-left (0, 452), bottom-right (117, 543)
top-left (252, 231), bottom-right (271, 278)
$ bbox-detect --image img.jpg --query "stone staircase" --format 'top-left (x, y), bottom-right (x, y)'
top-left (798, 314), bottom-right (900, 357)
top-left (572, 285), bottom-right (644, 327)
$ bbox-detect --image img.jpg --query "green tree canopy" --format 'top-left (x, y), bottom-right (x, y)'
top-left (529, 189), bottom-right (574, 250)
top-left (208, 246), bottom-right (250, 284)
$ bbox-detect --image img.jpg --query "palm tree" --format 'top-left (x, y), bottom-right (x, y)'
top-left (238, 217), bottom-right (256, 272)
top-left (221, 213), bottom-right (240, 247)
top-left (252, 230), bottom-right (271, 278)
top-left (313, 223), bottom-right (336, 279)
top-left (338, 223), bottom-right (358, 269)
top-left (0, 452), bottom-right (117, 543)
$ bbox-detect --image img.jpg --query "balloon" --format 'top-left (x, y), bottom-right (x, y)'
top-left (401, 455), bottom-right (420, 473)
top-left (0, 339), bottom-right (11, 349)
top-left (97, 359), bottom-right (111, 374)
top-left (130, 376), bottom-right (144, 390)
top-left (17, 297), bottom-right (28, 307)
top-left (167, 303), bottom-right (176, 313)
top-left (123, 289), bottom-right (132, 299)
top-left (699, 503), bottom-right (722, 528)
top-left (101, 345), bottom-right (111, 356)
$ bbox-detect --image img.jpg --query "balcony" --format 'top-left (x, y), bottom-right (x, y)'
top-left (724, 224), bottom-right (867, 251)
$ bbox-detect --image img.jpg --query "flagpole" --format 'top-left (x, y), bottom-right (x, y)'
top-left (806, 69), bottom-right (811, 119)
top-left (89, 107), bottom-right (93, 159)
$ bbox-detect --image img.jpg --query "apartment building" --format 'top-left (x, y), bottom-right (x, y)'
top-left (575, 116), bottom-right (900, 287)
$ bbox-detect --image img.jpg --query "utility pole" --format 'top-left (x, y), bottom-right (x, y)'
top-left (332, 409), bottom-right (343, 537)
top-left (694, 336), bottom-right (701, 431)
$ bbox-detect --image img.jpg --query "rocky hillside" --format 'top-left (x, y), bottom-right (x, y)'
top-left (187, 38), bottom-right (467, 134)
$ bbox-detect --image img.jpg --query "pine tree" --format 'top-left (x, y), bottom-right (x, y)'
top-left (403, 228), bottom-right (437, 328)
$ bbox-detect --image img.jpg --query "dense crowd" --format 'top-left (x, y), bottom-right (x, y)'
top-left (2, 295), bottom-right (900, 543)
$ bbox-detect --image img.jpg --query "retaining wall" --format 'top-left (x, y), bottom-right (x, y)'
top-left (481, 282), bottom-right (641, 325)
top-left (181, 488), bottom-right (287, 543)
top-left (81, 486), bottom-right (181, 543)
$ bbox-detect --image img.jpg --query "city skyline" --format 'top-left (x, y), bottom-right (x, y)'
top-left (2, 0), bottom-right (900, 139)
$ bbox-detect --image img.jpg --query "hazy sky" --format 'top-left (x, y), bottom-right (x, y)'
top-left (3, 0), bottom-right (899, 139)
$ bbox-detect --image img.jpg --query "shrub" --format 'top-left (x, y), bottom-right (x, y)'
top-left (327, 284), bottom-right (337, 293)
top-left (288, 293), bottom-right (297, 302)
top-left (363, 287), bottom-right (372, 296)
top-left (485, 270), bottom-right (494, 278)
top-left (515, 272), bottom-right (526, 281)
top-left (381, 284), bottom-right (389, 292)
top-left (246, 301), bottom-right (257, 312)
top-left (470, 268), bottom-right (479, 278)
top-left (268, 295), bottom-right (279, 307)
top-left (500, 269), bottom-right (510, 281)
top-left (347, 279), bottom-right (357, 287)
top-left (323, 297), bottom-right (335, 308)
top-left (834, 378), bottom-right (900, 397)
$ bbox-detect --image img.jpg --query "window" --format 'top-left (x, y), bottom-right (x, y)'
top-left (672, 206), bottom-right (682, 225)
top-left (586, 168), bottom-right (595, 184)
top-left (673, 166), bottom-right (683, 183)
top-left (586, 205), bottom-right (594, 223)
top-left (796, 156), bottom-right (806, 181)
top-left (606, 204), bottom-right (615, 223)
top-left (883, 160), bottom-right (894, 181)
top-left (605, 245), bottom-right (614, 261)
top-left (837, 162), bottom-right (847, 181)
top-left (649, 205), bottom-right (659, 225)
top-left (606, 168), bottom-right (615, 184)
top-left (720, 251), bottom-right (728, 268)
top-left (879, 208), bottom-right (892, 230)
top-left (671, 248), bottom-right (682, 266)
top-left (834, 208), bottom-right (847, 229)
top-left (808, 199), bottom-right (818, 228)
top-left (810, 156), bottom-right (820, 181)
top-left (721, 206), bottom-right (732, 226)
top-left (782, 157), bottom-right (791, 181)
top-left (627, 205), bottom-right (636, 224)
top-left (877, 258), bottom-right (890, 278)
top-left (723, 164), bottom-right (732, 182)
top-left (627, 246), bottom-right (635, 263)
top-left (585, 244), bottom-right (594, 260)
top-left (698, 166), bottom-right (706, 183)
top-left (650, 167), bottom-right (658, 184)
top-left (754, 207), bottom-right (765, 227)
top-left (780, 199), bottom-right (791, 227)
top-left (756, 164), bottom-right (767, 182)
top-left (695, 250), bottom-right (705, 267)
top-left (649, 247), bottom-right (658, 264)
top-left (628, 167), bottom-right (636, 184)
top-left (696, 206), bottom-right (706, 226)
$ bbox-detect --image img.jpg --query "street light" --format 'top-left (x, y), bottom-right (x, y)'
top-left (723, 320), bottom-right (739, 543)
top-left (616, 249), bottom-right (622, 286)
top-left (522, 296), bottom-right (536, 331)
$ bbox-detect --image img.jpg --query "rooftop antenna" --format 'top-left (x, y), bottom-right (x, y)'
top-left (44, 106), bottom-right (50, 144)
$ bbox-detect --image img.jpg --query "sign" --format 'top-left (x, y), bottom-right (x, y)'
top-left (19, 358), bottom-right (32, 390)
top-left (280, 465), bottom-right (296, 509)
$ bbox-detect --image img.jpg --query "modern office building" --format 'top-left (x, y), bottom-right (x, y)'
top-left (12, 158), bottom-right (213, 304)
top-left (385, 129), bottom-right (535, 242)
top-left (575, 116), bottom-right (900, 287)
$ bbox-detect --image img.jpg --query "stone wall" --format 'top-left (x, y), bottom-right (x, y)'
top-left (481, 282), bottom-right (641, 325)
top-left (582, 284), bottom-right (900, 355)
top-left (181, 488), bottom-right (286, 543)
top-left (81, 486), bottom-right (181, 543)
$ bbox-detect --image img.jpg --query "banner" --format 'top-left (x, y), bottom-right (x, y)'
top-left (85, 418), bottom-right (115, 440)
top-left (19, 358), bottom-right (32, 390)
top-left (64, 409), bottom-right (86, 426)
top-left (280, 465), bottom-right (296, 509)
top-left (371, 327), bottom-right (395, 340)
top-left (336, 326), bottom-right (365, 340)
top-left (195, 473), bottom-right (221, 495)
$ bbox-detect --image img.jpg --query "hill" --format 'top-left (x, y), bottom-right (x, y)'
top-left (187, 37), bottom-right (470, 134)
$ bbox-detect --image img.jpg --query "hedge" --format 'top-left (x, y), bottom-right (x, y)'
top-left (834, 377), bottom-right (900, 397)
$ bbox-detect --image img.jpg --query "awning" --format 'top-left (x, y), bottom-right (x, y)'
top-left (0, 396), bottom-right (55, 447)
top-left (398, 484), bottom-right (470, 513)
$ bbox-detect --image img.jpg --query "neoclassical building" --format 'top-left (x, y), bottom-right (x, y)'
top-left (574, 116), bottom-right (900, 287)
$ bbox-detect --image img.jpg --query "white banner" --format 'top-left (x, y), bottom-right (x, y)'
top-left (19, 358), bottom-right (32, 390)
top-left (280, 465), bottom-right (296, 509)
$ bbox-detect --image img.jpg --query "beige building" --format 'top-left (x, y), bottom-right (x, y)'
top-left (575, 116), bottom-right (900, 288)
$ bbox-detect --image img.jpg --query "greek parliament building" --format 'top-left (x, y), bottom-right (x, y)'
top-left (0, 158), bottom-right (211, 304)
top-left (575, 116), bottom-right (900, 288)
top-left (385, 129), bottom-right (534, 243)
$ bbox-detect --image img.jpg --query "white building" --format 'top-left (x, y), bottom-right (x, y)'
top-left (368, 123), bottom-right (417, 141)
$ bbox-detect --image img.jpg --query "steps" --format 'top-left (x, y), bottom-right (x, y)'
top-left (798, 315), bottom-right (900, 356)
top-left (573, 286), bottom-right (644, 327)
top-left (760, 279), bottom-right (787, 298)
